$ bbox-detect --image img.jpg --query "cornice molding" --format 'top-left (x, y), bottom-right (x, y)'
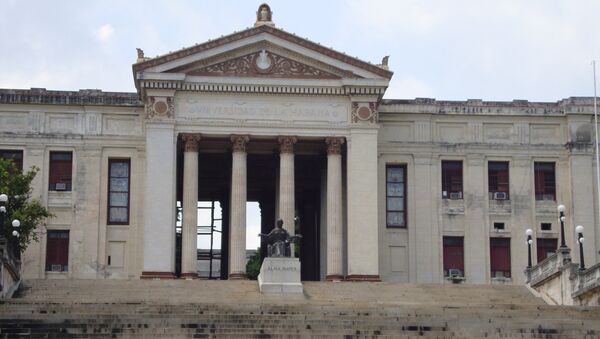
top-left (132, 25), bottom-right (393, 79)
top-left (139, 80), bottom-right (386, 97)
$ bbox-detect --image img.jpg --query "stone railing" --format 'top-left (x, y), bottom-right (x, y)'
top-left (0, 236), bottom-right (21, 299)
top-left (526, 248), bottom-right (571, 286)
top-left (571, 263), bottom-right (600, 299)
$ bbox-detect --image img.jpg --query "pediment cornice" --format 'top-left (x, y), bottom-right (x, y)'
top-left (132, 25), bottom-right (392, 83)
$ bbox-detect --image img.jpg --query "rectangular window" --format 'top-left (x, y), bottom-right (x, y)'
top-left (493, 222), bottom-right (505, 230)
top-left (541, 223), bottom-right (552, 231)
top-left (536, 238), bottom-right (557, 263)
top-left (107, 159), bottom-right (130, 225)
top-left (488, 161), bottom-right (509, 199)
top-left (441, 161), bottom-right (463, 199)
top-left (0, 149), bottom-right (23, 172)
top-left (46, 230), bottom-right (69, 272)
top-left (49, 151), bottom-right (72, 191)
top-left (534, 162), bottom-right (555, 201)
top-left (490, 238), bottom-right (511, 278)
top-left (443, 236), bottom-right (464, 277)
top-left (386, 165), bottom-right (406, 228)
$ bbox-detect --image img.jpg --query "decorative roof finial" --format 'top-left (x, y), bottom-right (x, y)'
top-left (136, 48), bottom-right (148, 63)
top-left (255, 3), bottom-right (275, 27)
top-left (379, 56), bottom-right (390, 70)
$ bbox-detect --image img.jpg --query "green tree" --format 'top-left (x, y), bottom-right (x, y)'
top-left (245, 247), bottom-right (262, 280)
top-left (0, 158), bottom-right (52, 253)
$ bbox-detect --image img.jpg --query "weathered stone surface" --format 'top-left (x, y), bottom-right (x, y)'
top-left (258, 257), bottom-right (303, 293)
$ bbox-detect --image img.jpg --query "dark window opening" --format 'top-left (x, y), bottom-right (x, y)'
top-left (443, 236), bottom-right (464, 277)
top-left (536, 238), bottom-right (558, 263)
top-left (107, 159), bottom-right (131, 225)
top-left (490, 238), bottom-right (511, 278)
top-left (541, 223), bottom-right (552, 231)
top-left (534, 162), bottom-right (555, 201)
top-left (488, 161), bottom-right (509, 200)
top-left (49, 151), bottom-right (72, 191)
top-left (386, 165), bottom-right (406, 228)
top-left (493, 222), bottom-right (505, 230)
top-left (442, 161), bottom-right (463, 199)
top-left (46, 230), bottom-right (69, 272)
top-left (0, 149), bottom-right (23, 172)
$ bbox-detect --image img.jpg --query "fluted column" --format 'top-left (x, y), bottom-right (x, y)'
top-left (229, 135), bottom-right (249, 279)
top-left (278, 136), bottom-right (297, 239)
top-left (325, 137), bottom-right (345, 281)
top-left (181, 133), bottom-right (201, 279)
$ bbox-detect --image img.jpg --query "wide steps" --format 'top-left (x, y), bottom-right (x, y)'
top-left (0, 280), bottom-right (598, 338)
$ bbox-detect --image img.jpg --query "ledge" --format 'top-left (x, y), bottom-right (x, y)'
top-left (0, 88), bottom-right (141, 107)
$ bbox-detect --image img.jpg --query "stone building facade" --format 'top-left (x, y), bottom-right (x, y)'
top-left (0, 5), bottom-right (598, 285)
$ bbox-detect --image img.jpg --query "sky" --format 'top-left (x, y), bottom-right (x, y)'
top-left (2, 0), bottom-right (600, 102)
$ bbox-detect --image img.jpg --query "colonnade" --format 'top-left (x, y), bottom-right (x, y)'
top-left (179, 134), bottom-right (345, 280)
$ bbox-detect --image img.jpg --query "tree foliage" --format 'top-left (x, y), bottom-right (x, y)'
top-left (245, 247), bottom-right (262, 280)
top-left (0, 158), bottom-right (52, 253)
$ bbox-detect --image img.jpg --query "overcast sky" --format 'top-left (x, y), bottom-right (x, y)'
top-left (2, 0), bottom-right (600, 102)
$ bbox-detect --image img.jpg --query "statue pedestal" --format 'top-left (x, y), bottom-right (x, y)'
top-left (258, 257), bottom-right (303, 294)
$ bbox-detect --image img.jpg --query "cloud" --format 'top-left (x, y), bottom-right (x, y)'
top-left (94, 24), bottom-right (114, 41)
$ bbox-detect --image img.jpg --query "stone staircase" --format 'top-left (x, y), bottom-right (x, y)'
top-left (0, 279), bottom-right (599, 338)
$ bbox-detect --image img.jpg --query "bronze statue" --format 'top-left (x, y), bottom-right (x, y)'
top-left (258, 219), bottom-right (302, 257)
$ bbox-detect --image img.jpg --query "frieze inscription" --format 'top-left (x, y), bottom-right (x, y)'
top-left (176, 94), bottom-right (348, 124)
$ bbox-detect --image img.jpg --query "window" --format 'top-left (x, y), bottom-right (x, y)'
top-left (386, 165), bottom-right (406, 228)
top-left (107, 159), bottom-right (131, 224)
top-left (0, 149), bottom-right (23, 171)
top-left (493, 222), bottom-right (505, 230)
top-left (541, 223), bottom-right (552, 231)
top-left (488, 161), bottom-right (509, 199)
top-left (441, 161), bottom-right (462, 199)
top-left (46, 230), bottom-right (69, 272)
top-left (534, 162), bottom-right (555, 201)
top-left (49, 151), bottom-right (72, 191)
top-left (490, 238), bottom-right (511, 278)
top-left (443, 236), bottom-right (464, 277)
top-left (536, 238), bottom-right (557, 263)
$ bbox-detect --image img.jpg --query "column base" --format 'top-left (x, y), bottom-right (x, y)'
top-left (345, 274), bottom-right (381, 282)
top-left (228, 273), bottom-right (248, 280)
top-left (141, 271), bottom-right (176, 279)
top-left (325, 274), bottom-right (345, 282)
top-left (180, 272), bottom-right (198, 279)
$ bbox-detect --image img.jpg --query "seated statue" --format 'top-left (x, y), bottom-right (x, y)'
top-left (258, 219), bottom-right (302, 257)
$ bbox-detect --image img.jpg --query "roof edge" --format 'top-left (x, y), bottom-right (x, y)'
top-left (132, 25), bottom-right (393, 79)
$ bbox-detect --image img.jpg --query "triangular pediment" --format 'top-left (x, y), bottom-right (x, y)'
top-left (167, 47), bottom-right (360, 80)
top-left (133, 25), bottom-right (393, 83)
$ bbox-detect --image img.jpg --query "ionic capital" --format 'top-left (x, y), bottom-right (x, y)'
top-left (278, 136), bottom-right (297, 154)
top-left (231, 135), bottom-right (250, 153)
top-left (181, 133), bottom-right (201, 152)
top-left (325, 137), bottom-right (345, 155)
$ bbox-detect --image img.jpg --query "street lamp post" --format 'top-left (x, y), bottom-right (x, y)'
top-left (575, 225), bottom-right (586, 271)
top-left (0, 193), bottom-right (21, 239)
top-left (557, 204), bottom-right (567, 248)
top-left (526, 228), bottom-right (533, 268)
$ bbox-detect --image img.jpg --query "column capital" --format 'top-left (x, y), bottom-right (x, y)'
top-left (181, 133), bottom-right (201, 152)
top-left (278, 136), bottom-right (297, 154)
top-left (231, 135), bottom-right (250, 153)
top-left (325, 137), bottom-right (345, 155)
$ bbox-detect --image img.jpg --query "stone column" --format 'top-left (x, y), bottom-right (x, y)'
top-left (229, 135), bottom-right (249, 279)
top-left (325, 137), bottom-right (345, 281)
top-left (278, 137), bottom-right (297, 237)
top-left (181, 133), bottom-right (201, 279)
